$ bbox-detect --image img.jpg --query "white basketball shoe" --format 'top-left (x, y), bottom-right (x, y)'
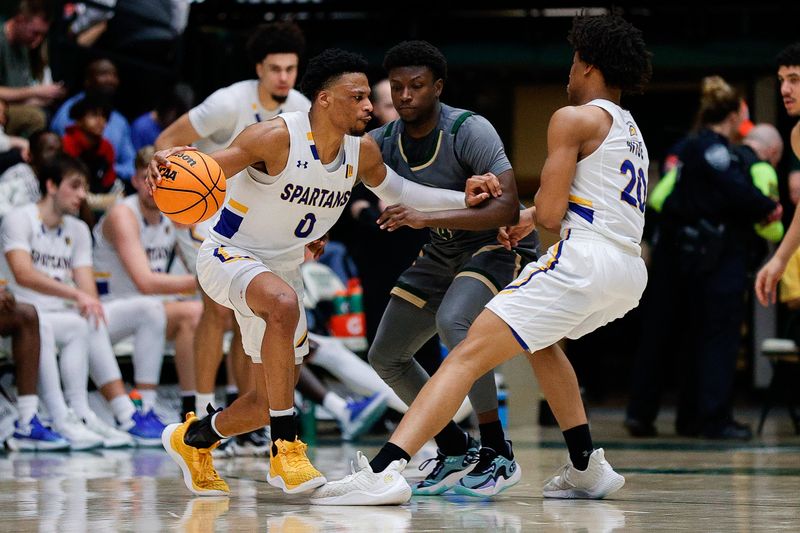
top-left (542, 448), bottom-right (625, 499)
top-left (309, 451), bottom-right (411, 506)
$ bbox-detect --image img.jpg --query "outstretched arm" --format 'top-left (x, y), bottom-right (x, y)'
top-left (376, 169), bottom-right (520, 232)
top-left (146, 120), bottom-right (289, 195)
top-left (357, 135), bottom-right (500, 214)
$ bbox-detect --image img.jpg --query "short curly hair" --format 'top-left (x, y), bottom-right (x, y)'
top-left (383, 40), bottom-right (447, 82)
top-left (246, 22), bottom-right (306, 66)
top-left (777, 43), bottom-right (800, 69)
top-left (299, 48), bottom-right (368, 101)
top-left (568, 14), bottom-right (652, 95)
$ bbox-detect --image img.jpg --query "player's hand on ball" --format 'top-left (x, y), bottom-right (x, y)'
top-left (465, 172), bottom-right (502, 207)
top-left (147, 146), bottom-right (197, 195)
top-left (378, 204), bottom-right (427, 231)
top-left (498, 206), bottom-right (536, 250)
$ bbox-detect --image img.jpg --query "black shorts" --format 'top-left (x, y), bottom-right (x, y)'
top-left (391, 241), bottom-right (539, 311)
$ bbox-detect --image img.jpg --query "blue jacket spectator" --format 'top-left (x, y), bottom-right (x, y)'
top-left (50, 59), bottom-right (135, 180)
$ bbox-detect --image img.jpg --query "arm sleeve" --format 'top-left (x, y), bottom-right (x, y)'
top-left (365, 165), bottom-right (466, 212)
top-left (1, 210), bottom-right (32, 253)
top-left (454, 115), bottom-right (512, 176)
top-left (71, 221), bottom-right (93, 269)
top-left (187, 87), bottom-right (238, 140)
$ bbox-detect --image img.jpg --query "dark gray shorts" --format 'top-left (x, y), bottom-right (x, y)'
top-left (391, 240), bottom-right (539, 311)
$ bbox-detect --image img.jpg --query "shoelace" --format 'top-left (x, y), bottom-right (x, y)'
top-left (419, 447), bottom-right (480, 478)
top-left (282, 441), bottom-right (314, 469)
top-left (196, 449), bottom-right (224, 485)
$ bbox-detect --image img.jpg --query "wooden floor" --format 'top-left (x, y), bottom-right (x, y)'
top-left (1, 409), bottom-right (799, 532)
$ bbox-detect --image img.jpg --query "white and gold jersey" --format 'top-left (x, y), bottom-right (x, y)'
top-left (93, 195), bottom-right (176, 298)
top-left (563, 99), bottom-right (649, 255)
top-left (207, 111), bottom-right (360, 268)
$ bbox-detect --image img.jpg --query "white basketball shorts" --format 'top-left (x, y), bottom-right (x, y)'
top-left (486, 229), bottom-right (647, 353)
top-left (196, 239), bottom-right (308, 364)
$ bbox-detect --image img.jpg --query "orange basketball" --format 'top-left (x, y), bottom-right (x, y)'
top-left (153, 151), bottom-right (226, 225)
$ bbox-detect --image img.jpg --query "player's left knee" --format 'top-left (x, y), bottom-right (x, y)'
top-left (13, 302), bottom-right (39, 331)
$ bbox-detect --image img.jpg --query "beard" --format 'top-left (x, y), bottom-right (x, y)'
top-left (272, 93), bottom-right (289, 104)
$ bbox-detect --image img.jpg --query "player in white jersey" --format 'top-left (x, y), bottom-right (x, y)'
top-left (1, 156), bottom-right (157, 449)
top-left (156, 22), bottom-right (311, 424)
top-left (152, 48), bottom-right (500, 497)
top-left (311, 14), bottom-right (654, 506)
top-left (93, 146), bottom-right (201, 431)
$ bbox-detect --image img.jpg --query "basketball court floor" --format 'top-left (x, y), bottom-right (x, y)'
top-left (1, 407), bottom-right (798, 532)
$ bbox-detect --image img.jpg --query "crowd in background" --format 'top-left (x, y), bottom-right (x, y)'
top-left (1, 0), bottom-right (799, 453)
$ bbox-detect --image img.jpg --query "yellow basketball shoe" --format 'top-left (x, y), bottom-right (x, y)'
top-left (162, 412), bottom-right (230, 496)
top-left (267, 439), bottom-right (327, 494)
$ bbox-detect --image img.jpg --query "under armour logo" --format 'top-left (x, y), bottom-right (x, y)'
top-left (297, 160), bottom-right (308, 169)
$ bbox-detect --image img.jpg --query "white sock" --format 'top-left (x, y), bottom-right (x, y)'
top-left (210, 412), bottom-right (229, 439)
top-left (269, 407), bottom-right (295, 417)
top-left (16, 395), bottom-right (38, 426)
top-left (110, 394), bottom-right (136, 425)
top-left (196, 392), bottom-right (216, 414)
top-left (138, 389), bottom-right (158, 413)
top-left (322, 392), bottom-right (349, 422)
top-left (309, 333), bottom-right (408, 413)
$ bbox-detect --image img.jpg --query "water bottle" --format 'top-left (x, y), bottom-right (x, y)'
top-left (129, 389), bottom-right (143, 412)
top-left (298, 400), bottom-right (317, 446)
top-left (497, 388), bottom-right (509, 430)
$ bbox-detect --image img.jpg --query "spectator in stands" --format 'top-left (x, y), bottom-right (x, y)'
top-left (2, 155), bottom-right (161, 448)
top-left (130, 84), bottom-right (193, 151)
top-left (0, 284), bottom-right (69, 450)
top-left (0, 97), bottom-right (30, 173)
top-left (0, 0), bottom-right (66, 137)
top-left (0, 129), bottom-right (60, 218)
top-left (61, 92), bottom-right (115, 193)
top-left (93, 146), bottom-right (201, 421)
top-left (50, 58), bottom-right (135, 181)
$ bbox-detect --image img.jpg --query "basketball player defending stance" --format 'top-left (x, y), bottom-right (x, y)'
top-left (311, 14), bottom-right (653, 505)
top-left (755, 43), bottom-right (800, 305)
top-left (151, 49), bottom-right (500, 496)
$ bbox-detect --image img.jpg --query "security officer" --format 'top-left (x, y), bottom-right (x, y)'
top-left (627, 77), bottom-right (781, 440)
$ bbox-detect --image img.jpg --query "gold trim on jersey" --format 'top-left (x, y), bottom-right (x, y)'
top-left (390, 287), bottom-right (426, 308)
top-left (568, 194), bottom-right (593, 207)
top-left (398, 130), bottom-right (443, 172)
top-left (295, 330), bottom-right (308, 348)
top-left (228, 199), bottom-right (249, 214)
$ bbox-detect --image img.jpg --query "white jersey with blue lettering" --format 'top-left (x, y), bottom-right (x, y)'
top-left (93, 194), bottom-right (176, 298)
top-left (178, 82), bottom-right (312, 272)
top-left (0, 203), bottom-right (93, 311)
top-left (562, 98), bottom-right (649, 255)
top-left (207, 111), bottom-right (360, 268)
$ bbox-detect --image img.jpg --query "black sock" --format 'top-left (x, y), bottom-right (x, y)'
top-left (225, 391), bottom-right (238, 407)
top-left (369, 442), bottom-right (411, 473)
top-left (479, 420), bottom-right (511, 459)
top-left (183, 412), bottom-right (223, 449)
top-left (270, 414), bottom-right (296, 455)
top-left (433, 422), bottom-right (468, 456)
top-left (563, 424), bottom-right (594, 471)
top-left (181, 394), bottom-right (195, 419)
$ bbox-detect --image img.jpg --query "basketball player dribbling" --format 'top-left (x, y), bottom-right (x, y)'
top-left (311, 14), bottom-right (653, 505)
top-left (156, 23), bottom-right (311, 440)
top-left (151, 49), bottom-right (501, 496)
top-left (755, 43), bottom-right (800, 305)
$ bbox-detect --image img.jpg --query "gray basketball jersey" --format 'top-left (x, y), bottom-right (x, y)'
top-left (370, 103), bottom-right (532, 252)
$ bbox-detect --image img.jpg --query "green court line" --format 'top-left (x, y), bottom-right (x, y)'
top-left (617, 466), bottom-right (800, 477)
